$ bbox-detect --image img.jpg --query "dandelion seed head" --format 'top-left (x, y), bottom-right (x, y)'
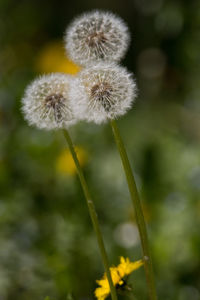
top-left (65, 10), bottom-right (130, 65)
top-left (70, 63), bottom-right (137, 124)
top-left (22, 74), bottom-right (76, 130)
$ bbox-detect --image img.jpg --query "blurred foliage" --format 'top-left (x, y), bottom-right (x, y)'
top-left (0, 0), bottom-right (200, 299)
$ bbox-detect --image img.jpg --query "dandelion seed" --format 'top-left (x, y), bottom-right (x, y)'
top-left (22, 74), bottom-right (76, 130)
top-left (70, 63), bottom-right (137, 124)
top-left (95, 256), bottom-right (143, 300)
top-left (65, 10), bottom-right (130, 65)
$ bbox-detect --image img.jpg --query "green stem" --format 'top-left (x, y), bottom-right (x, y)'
top-left (110, 120), bottom-right (157, 300)
top-left (63, 129), bottom-right (118, 300)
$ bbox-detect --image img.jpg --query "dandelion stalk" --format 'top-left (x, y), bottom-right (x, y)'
top-left (63, 129), bottom-right (118, 300)
top-left (110, 120), bottom-right (157, 300)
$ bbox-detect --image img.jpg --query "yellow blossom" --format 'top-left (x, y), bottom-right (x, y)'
top-left (56, 147), bottom-right (88, 176)
top-left (95, 257), bottom-right (143, 300)
top-left (35, 41), bottom-right (81, 75)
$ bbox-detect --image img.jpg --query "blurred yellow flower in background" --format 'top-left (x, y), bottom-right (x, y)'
top-left (56, 147), bottom-right (88, 176)
top-left (35, 41), bottom-right (81, 75)
top-left (95, 256), bottom-right (143, 300)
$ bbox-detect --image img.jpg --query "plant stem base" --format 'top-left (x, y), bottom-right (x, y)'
top-left (110, 120), bottom-right (157, 300)
top-left (63, 129), bottom-right (118, 300)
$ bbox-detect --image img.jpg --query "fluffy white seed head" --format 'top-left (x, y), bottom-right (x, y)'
top-left (22, 74), bottom-right (76, 130)
top-left (65, 10), bottom-right (130, 66)
top-left (70, 63), bottom-right (137, 124)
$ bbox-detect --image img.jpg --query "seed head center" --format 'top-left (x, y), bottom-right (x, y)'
top-left (87, 32), bottom-right (107, 47)
top-left (91, 82), bottom-right (113, 100)
top-left (45, 93), bottom-right (64, 109)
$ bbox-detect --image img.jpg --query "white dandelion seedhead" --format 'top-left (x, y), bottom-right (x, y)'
top-left (70, 63), bottom-right (137, 124)
top-left (65, 10), bottom-right (130, 66)
top-left (22, 74), bottom-right (76, 130)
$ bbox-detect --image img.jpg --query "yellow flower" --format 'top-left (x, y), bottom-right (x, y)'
top-left (56, 147), bottom-right (88, 176)
top-left (35, 41), bottom-right (81, 75)
top-left (95, 257), bottom-right (143, 300)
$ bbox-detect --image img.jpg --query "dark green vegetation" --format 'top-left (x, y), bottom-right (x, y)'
top-left (0, 0), bottom-right (200, 299)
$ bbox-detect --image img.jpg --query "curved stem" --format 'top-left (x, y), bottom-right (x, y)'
top-left (63, 129), bottom-right (118, 300)
top-left (110, 120), bottom-right (157, 300)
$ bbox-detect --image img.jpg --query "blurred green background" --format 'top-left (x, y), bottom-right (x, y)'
top-left (0, 0), bottom-right (200, 299)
